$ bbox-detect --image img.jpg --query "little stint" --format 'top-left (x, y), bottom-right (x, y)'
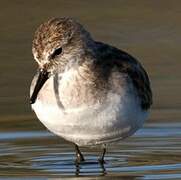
top-left (30, 17), bottom-right (152, 163)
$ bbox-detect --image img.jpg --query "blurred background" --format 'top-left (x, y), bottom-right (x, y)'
top-left (0, 0), bottom-right (181, 178)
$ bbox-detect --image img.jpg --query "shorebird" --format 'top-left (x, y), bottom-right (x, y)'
top-left (30, 17), bottom-right (152, 163)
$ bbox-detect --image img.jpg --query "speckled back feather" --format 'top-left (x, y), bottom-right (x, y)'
top-left (94, 42), bottom-right (152, 110)
top-left (32, 17), bottom-right (152, 110)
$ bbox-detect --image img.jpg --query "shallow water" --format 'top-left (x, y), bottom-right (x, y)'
top-left (0, 0), bottom-right (181, 179)
top-left (0, 123), bottom-right (181, 179)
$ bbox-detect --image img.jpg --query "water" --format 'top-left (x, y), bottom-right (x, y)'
top-left (1, 123), bottom-right (181, 179)
top-left (0, 0), bottom-right (181, 179)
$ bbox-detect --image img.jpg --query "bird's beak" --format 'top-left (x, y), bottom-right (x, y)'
top-left (30, 69), bottom-right (50, 104)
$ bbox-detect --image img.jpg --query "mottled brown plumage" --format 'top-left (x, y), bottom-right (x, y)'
top-left (30, 17), bottom-right (152, 162)
top-left (32, 17), bottom-right (152, 110)
top-left (32, 17), bottom-right (92, 64)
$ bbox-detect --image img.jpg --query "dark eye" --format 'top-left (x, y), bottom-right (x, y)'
top-left (51, 47), bottom-right (62, 59)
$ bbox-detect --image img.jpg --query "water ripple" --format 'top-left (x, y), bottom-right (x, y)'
top-left (0, 123), bottom-right (181, 179)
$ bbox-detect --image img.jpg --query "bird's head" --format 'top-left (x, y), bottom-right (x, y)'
top-left (30, 17), bottom-right (94, 104)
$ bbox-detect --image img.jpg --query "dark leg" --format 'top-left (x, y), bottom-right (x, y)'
top-left (75, 162), bottom-right (80, 176)
top-left (99, 146), bottom-right (106, 164)
top-left (100, 161), bottom-right (107, 175)
top-left (75, 144), bottom-right (85, 163)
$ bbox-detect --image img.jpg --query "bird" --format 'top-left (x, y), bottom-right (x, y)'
top-left (30, 17), bottom-right (152, 164)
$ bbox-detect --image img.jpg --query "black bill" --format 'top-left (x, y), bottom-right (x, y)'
top-left (30, 69), bottom-right (50, 104)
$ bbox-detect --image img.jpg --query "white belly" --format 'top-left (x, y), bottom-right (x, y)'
top-left (31, 83), bottom-right (148, 146)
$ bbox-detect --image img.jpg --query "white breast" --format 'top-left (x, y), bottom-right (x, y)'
top-left (31, 69), bottom-right (149, 146)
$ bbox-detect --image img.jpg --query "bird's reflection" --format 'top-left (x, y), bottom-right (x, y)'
top-left (75, 160), bottom-right (107, 176)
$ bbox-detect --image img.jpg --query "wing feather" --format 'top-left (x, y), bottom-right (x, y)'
top-left (95, 42), bottom-right (152, 110)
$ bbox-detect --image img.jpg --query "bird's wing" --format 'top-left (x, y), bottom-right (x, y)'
top-left (95, 42), bottom-right (152, 110)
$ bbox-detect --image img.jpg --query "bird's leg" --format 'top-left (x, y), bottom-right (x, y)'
top-left (75, 144), bottom-right (85, 163)
top-left (75, 162), bottom-right (80, 176)
top-left (99, 145), bottom-right (106, 164)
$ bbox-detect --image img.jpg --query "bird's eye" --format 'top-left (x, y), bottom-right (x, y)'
top-left (51, 47), bottom-right (62, 59)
